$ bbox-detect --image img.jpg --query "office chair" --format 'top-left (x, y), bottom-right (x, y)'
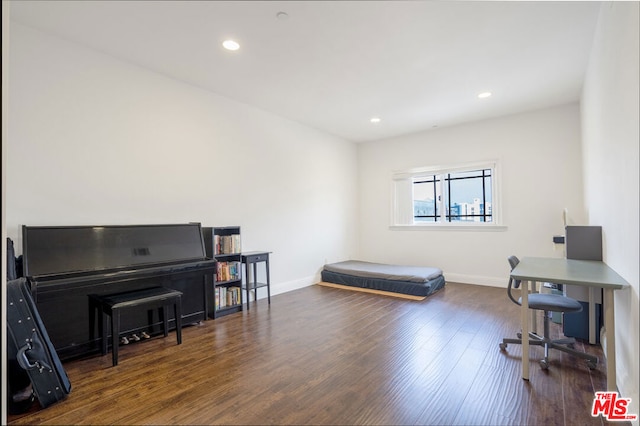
top-left (499, 255), bottom-right (598, 370)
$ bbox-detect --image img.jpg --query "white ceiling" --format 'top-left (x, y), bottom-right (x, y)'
top-left (10, 1), bottom-right (602, 143)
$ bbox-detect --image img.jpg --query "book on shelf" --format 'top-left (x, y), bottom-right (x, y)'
top-left (214, 234), bottom-right (241, 255)
top-left (215, 261), bottom-right (241, 282)
top-left (214, 286), bottom-right (241, 310)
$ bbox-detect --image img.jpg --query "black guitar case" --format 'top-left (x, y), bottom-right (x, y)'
top-left (6, 277), bottom-right (72, 410)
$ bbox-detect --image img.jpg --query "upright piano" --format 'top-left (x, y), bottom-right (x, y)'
top-left (22, 223), bottom-right (217, 361)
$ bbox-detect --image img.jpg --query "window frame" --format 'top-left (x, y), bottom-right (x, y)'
top-left (390, 160), bottom-right (506, 231)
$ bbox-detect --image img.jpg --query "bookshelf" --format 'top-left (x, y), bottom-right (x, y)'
top-left (202, 226), bottom-right (243, 318)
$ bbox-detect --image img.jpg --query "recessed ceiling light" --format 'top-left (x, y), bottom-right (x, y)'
top-left (222, 39), bottom-right (240, 51)
top-left (478, 92), bottom-right (492, 99)
top-left (370, 117), bottom-right (381, 124)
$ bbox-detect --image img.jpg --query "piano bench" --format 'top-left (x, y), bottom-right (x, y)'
top-left (92, 287), bottom-right (183, 367)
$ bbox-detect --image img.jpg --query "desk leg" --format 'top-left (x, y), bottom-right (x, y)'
top-left (521, 280), bottom-right (530, 381)
top-left (530, 281), bottom-right (538, 336)
top-left (589, 287), bottom-right (596, 345)
top-left (604, 288), bottom-right (616, 391)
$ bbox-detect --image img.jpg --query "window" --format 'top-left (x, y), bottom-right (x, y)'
top-left (392, 161), bottom-right (501, 228)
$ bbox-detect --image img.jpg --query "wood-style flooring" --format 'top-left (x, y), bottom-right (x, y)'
top-left (8, 282), bottom-right (624, 425)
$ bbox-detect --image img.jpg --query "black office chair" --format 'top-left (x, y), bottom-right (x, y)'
top-left (499, 255), bottom-right (598, 370)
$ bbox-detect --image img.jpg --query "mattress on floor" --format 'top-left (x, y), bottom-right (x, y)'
top-left (321, 260), bottom-right (445, 297)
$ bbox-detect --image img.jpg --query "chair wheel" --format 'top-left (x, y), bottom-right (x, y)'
top-left (587, 360), bottom-right (597, 370)
top-left (516, 332), bottom-right (522, 339)
top-left (539, 359), bottom-right (549, 370)
top-left (499, 343), bottom-right (507, 351)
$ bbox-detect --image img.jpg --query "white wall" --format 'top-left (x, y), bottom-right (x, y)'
top-left (2, 3), bottom-right (11, 424)
top-left (581, 2), bottom-right (639, 420)
top-left (6, 23), bottom-right (359, 293)
top-left (358, 104), bottom-right (585, 286)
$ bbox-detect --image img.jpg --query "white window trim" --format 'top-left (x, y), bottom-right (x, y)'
top-left (389, 224), bottom-right (508, 231)
top-left (390, 160), bottom-right (506, 230)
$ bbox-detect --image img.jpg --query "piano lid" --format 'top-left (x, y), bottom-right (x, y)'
top-left (22, 223), bottom-right (209, 277)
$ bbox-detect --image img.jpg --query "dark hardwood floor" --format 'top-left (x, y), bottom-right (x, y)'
top-left (9, 282), bottom-right (623, 425)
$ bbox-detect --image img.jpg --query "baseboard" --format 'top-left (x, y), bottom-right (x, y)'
top-left (258, 273), bottom-right (320, 299)
top-left (444, 272), bottom-right (505, 288)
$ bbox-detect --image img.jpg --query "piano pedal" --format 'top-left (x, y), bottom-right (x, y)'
top-left (120, 336), bottom-right (129, 345)
top-left (141, 331), bottom-right (151, 339)
top-left (130, 334), bottom-right (141, 342)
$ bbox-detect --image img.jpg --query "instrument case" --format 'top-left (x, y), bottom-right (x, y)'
top-left (7, 278), bottom-right (71, 409)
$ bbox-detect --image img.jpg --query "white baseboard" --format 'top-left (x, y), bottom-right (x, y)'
top-left (444, 273), bottom-right (506, 288)
top-left (254, 274), bottom-right (319, 299)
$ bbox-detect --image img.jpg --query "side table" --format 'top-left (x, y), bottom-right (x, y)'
top-left (241, 251), bottom-right (271, 310)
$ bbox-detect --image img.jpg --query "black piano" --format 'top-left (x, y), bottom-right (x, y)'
top-left (22, 223), bottom-right (217, 361)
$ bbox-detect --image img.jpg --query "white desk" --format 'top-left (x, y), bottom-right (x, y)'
top-left (510, 257), bottom-right (628, 391)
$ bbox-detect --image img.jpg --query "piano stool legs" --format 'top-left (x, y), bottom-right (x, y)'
top-left (91, 287), bottom-right (183, 366)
